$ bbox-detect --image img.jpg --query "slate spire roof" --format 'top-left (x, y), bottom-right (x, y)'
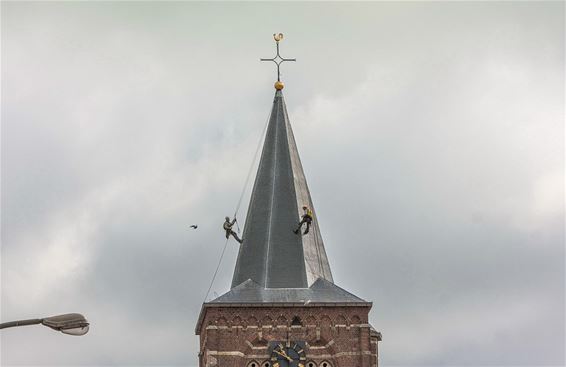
top-left (231, 90), bottom-right (333, 289)
top-left (203, 88), bottom-right (369, 308)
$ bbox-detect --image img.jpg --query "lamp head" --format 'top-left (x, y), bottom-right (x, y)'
top-left (42, 313), bottom-right (89, 336)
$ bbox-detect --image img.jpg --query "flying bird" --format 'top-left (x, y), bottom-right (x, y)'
top-left (189, 224), bottom-right (198, 229)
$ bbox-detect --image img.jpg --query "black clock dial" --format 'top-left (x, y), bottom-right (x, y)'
top-left (269, 341), bottom-right (306, 367)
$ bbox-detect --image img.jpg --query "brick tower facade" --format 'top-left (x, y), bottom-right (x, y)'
top-left (196, 303), bottom-right (380, 367)
top-left (196, 37), bottom-right (381, 367)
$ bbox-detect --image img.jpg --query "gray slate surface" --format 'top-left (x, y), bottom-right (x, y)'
top-left (231, 90), bottom-right (333, 289)
top-left (212, 278), bottom-right (368, 304)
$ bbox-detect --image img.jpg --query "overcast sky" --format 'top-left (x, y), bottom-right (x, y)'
top-left (1, 2), bottom-right (564, 366)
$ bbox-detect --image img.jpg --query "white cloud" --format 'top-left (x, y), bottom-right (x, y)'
top-left (3, 200), bottom-right (96, 309)
top-left (383, 292), bottom-right (556, 364)
top-left (532, 170), bottom-right (564, 222)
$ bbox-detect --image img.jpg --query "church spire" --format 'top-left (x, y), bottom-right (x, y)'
top-left (196, 40), bottom-right (378, 362)
top-left (231, 35), bottom-right (333, 289)
top-left (231, 89), bottom-right (333, 289)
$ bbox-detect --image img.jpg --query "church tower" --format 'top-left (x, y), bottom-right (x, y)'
top-left (196, 35), bottom-right (381, 367)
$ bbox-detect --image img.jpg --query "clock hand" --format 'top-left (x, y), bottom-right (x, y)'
top-left (274, 349), bottom-right (293, 362)
top-left (280, 350), bottom-right (293, 362)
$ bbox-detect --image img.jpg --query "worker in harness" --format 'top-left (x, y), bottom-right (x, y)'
top-left (223, 216), bottom-right (243, 244)
top-left (294, 205), bottom-right (313, 235)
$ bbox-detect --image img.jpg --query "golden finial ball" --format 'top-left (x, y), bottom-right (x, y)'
top-left (274, 81), bottom-right (285, 90)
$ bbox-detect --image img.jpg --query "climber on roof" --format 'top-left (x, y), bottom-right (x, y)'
top-left (223, 216), bottom-right (243, 244)
top-left (294, 205), bottom-right (313, 235)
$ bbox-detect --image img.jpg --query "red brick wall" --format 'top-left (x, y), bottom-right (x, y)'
top-left (197, 305), bottom-right (379, 367)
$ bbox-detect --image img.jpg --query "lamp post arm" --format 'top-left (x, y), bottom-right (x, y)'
top-left (0, 318), bottom-right (42, 329)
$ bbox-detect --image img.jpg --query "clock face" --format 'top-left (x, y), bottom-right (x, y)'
top-left (269, 341), bottom-right (306, 367)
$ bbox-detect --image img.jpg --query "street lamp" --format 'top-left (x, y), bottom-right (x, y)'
top-left (0, 313), bottom-right (89, 336)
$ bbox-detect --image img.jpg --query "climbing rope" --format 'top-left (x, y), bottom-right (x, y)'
top-left (201, 104), bottom-right (273, 304)
top-left (233, 106), bottom-right (273, 221)
top-left (202, 237), bottom-right (230, 305)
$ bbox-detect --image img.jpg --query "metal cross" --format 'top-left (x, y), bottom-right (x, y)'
top-left (260, 33), bottom-right (296, 82)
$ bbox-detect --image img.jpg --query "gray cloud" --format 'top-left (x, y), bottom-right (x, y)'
top-left (2, 2), bottom-right (564, 366)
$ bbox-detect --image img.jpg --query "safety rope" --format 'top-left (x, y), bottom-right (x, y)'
top-left (233, 107), bottom-right (272, 221)
top-left (201, 237), bottom-right (230, 305)
top-left (201, 104), bottom-right (273, 304)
